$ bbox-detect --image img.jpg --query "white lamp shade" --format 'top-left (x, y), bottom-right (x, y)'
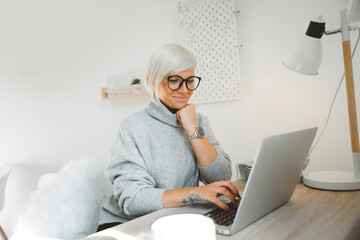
top-left (283, 35), bottom-right (323, 75)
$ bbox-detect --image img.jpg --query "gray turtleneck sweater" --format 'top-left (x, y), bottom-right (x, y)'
top-left (98, 97), bottom-right (232, 225)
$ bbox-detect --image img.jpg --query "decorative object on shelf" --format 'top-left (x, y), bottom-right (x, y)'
top-left (131, 78), bottom-right (141, 85)
top-left (106, 72), bottom-right (133, 98)
top-left (178, 0), bottom-right (242, 104)
top-left (130, 78), bottom-right (144, 94)
top-left (283, 0), bottom-right (360, 190)
top-left (102, 73), bottom-right (149, 101)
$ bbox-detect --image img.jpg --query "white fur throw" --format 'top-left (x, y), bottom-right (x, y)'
top-left (11, 156), bottom-right (112, 240)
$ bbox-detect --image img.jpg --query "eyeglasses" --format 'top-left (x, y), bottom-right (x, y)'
top-left (164, 75), bottom-right (201, 91)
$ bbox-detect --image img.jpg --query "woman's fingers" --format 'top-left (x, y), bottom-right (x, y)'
top-left (198, 182), bottom-right (239, 208)
top-left (176, 113), bottom-right (182, 125)
top-left (217, 187), bottom-right (238, 204)
top-left (211, 197), bottom-right (230, 211)
top-left (227, 183), bottom-right (241, 199)
top-left (216, 180), bottom-right (240, 198)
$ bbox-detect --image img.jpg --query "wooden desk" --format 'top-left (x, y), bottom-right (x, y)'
top-left (85, 181), bottom-right (360, 240)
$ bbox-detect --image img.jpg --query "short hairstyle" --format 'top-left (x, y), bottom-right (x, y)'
top-left (145, 43), bottom-right (197, 97)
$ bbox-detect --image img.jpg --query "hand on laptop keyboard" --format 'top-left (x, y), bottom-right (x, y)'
top-left (180, 181), bottom-right (240, 211)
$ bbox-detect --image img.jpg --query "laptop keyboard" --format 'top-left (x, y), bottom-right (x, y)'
top-left (204, 201), bottom-right (239, 226)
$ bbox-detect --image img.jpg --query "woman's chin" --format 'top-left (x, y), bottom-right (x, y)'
top-left (173, 103), bottom-right (187, 110)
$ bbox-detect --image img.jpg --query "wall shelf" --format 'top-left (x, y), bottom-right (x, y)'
top-left (101, 84), bottom-right (149, 101)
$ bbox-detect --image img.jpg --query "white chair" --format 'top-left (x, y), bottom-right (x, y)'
top-left (11, 156), bottom-right (112, 240)
top-left (0, 165), bottom-right (11, 240)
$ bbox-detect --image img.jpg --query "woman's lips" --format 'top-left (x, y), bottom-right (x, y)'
top-left (173, 96), bottom-right (188, 101)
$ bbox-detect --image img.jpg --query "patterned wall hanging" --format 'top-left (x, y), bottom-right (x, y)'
top-left (178, 0), bottom-right (242, 104)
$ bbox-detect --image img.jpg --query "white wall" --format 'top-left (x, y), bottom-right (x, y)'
top-left (1, 0), bottom-right (359, 237)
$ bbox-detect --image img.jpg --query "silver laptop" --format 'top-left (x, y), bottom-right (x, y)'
top-left (174, 127), bottom-right (317, 235)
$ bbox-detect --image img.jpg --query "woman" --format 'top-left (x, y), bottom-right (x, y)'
top-left (97, 43), bottom-right (240, 232)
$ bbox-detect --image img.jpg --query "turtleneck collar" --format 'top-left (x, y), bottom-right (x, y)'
top-left (145, 95), bottom-right (181, 128)
top-left (161, 100), bottom-right (179, 114)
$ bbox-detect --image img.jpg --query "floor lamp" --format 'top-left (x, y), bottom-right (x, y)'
top-left (283, 2), bottom-right (360, 190)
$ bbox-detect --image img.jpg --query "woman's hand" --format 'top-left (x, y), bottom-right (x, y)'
top-left (176, 103), bottom-right (218, 167)
top-left (179, 181), bottom-right (240, 211)
top-left (176, 104), bottom-right (197, 135)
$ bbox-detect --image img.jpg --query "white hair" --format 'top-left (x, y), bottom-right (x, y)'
top-left (145, 43), bottom-right (197, 97)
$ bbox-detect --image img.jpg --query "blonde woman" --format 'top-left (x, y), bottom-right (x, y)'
top-left (97, 43), bottom-right (239, 232)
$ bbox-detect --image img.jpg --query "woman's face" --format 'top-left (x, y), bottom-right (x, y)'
top-left (158, 69), bottom-right (194, 110)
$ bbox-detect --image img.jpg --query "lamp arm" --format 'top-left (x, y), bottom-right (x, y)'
top-left (324, 28), bottom-right (342, 35)
top-left (324, 26), bottom-right (358, 36)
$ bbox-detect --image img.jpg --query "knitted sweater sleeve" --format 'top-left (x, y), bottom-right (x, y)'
top-left (197, 115), bottom-right (232, 184)
top-left (105, 122), bottom-right (165, 217)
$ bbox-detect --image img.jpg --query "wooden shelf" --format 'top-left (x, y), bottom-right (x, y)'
top-left (101, 84), bottom-right (150, 101)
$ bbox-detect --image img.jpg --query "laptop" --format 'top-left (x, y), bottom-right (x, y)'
top-left (170, 127), bottom-right (317, 235)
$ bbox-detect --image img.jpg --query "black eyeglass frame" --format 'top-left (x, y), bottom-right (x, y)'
top-left (164, 75), bottom-right (202, 91)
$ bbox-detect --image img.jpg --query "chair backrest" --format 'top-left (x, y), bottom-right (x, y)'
top-left (0, 165), bottom-right (11, 212)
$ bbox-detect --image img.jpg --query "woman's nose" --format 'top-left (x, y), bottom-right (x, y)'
top-left (178, 81), bottom-right (188, 93)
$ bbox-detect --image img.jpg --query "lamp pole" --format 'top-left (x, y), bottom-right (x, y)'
top-left (340, 9), bottom-right (360, 178)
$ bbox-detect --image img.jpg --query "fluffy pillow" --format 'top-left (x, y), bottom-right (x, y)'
top-left (11, 156), bottom-right (112, 240)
